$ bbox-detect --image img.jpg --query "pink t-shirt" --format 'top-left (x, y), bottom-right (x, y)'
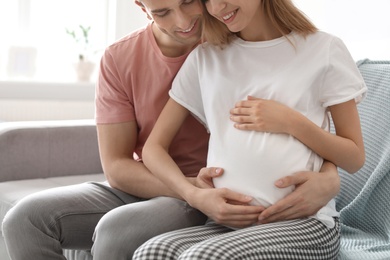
top-left (95, 23), bottom-right (209, 176)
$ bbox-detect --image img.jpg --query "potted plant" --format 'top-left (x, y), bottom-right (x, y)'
top-left (66, 25), bottom-right (95, 82)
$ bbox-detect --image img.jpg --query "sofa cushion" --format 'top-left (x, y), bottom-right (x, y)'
top-left (0, 173), bottom-right (105, 233)
top-left (335, 60), bottom-right (390, 259)
top-left (0, 120), bottom-right (103, 182)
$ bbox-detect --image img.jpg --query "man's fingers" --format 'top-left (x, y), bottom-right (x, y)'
top-left (196, 167), bottom-right (224, 189)
top-left (201, 167), bottom-right (223, 177)
top-left (258, 190), bottom-right (320, 223)
top-left (275, 171), bottom-right (310, 188)
top-left (213, 167), bottom-right (223, 177)
top-left (259, 202), bottom-right (292, 220)
top-left (198, 167), bottom-right (223, 180)
top-left (247, 95), bottom-right (262, 101)
top-left (259, 209), bottom-right (300, 224)
top-left (259, 193), bottom-right (302, 219)
top-left (259, 201), bottom-right (319, 224)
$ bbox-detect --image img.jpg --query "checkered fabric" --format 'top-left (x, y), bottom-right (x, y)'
top-left (133, 218), bottom-right (340, 260)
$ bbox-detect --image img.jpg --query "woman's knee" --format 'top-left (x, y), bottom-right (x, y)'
top-left (133, 235), bottom-right (181, 260)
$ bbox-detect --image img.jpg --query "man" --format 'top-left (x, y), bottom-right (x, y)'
top-left (2, 1), bottom-right (340, 259)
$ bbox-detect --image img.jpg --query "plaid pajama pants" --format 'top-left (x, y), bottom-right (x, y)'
top-left (133, 217), bottom-right (340, 260)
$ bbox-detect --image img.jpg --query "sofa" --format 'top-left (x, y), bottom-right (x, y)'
top-left (0, 59), bottom-right (389, 260)
top-left (0, 119), bottom-right (104, 260)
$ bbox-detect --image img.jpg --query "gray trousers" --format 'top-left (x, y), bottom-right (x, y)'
top-left (2, 182), bottom-right (207, 260)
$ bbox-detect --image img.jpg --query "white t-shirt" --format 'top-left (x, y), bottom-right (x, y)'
top-left (170, 31), bottom-right (367, 227)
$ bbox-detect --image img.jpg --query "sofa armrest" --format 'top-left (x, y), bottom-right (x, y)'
top-left (0, 119), bottom-right (103, 182)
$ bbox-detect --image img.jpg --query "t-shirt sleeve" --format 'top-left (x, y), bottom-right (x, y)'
top-left (319, 36), bottom-right (367, 108)
top-left (95, 49), bottom-right (135, 124)
top-left (169, 49), bottom-right (207, 127)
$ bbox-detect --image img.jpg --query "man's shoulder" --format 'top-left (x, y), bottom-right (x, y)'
top-left (106, 23), bottom-right (151, 53)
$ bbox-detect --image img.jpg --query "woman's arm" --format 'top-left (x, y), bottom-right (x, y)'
top-left (142, 99), bottom-right (194, 197)
top-left (143, 98), bottom-right (264, 228)
top-left (289, 100), bottom-right (364, 173)
top-left (230, 96), bottom-right (365, 173)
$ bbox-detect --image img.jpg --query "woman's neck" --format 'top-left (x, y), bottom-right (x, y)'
top-left (238, 9), bottom-right (283, 42)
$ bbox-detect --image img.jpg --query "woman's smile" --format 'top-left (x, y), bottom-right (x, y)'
top-left (221, 9), bottom-right (238, 23)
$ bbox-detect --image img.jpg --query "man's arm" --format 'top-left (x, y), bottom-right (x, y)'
top-left (97, 121), bottom-right (180, 199)
top-left (258, 160), bottom-right (340, 223)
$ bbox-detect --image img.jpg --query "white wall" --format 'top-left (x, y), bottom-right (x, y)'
top-left (119, 0), bottom-right (390, 60)
top-left (294, 0), bottom-right (390, 60)
top-left (112, 0), bottom-right (149, 41)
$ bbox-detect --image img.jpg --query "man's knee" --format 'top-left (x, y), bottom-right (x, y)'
top-left (92, 207), bottom-right (140, 259)
top-left (3, 192), bottom-right (62, 240)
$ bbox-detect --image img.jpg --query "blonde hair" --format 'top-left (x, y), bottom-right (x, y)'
top-left (201, 0), bottom-right (318, 47)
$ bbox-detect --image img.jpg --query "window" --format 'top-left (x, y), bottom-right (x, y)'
top-left (0, 1), bottom-right (150, 122)
top-left (1, 0), bottom-right (388, 82)
top-left (0, 0), bottom-right (111, 82)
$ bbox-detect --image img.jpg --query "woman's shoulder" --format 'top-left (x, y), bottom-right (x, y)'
top-left (292, 31), bottom-right (344, 50)
top-left (198, 35), bottom-right (241, 50)
top-left (189, 41), bottom-right (227, 60)
top-left (306, 31), bottom-right (342, 43)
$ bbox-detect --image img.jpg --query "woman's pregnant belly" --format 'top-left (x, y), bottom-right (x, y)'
top-left (209, 130), bottom-right (319, 207)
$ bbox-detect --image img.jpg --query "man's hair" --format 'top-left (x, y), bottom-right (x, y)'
top-left (201, 0), bottom-right (318, 47)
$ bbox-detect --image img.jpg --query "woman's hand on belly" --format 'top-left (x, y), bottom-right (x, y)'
top-left (187, 187), bottom-right (265, 228)
top-left (229, 96), bottom-right (294, 133)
